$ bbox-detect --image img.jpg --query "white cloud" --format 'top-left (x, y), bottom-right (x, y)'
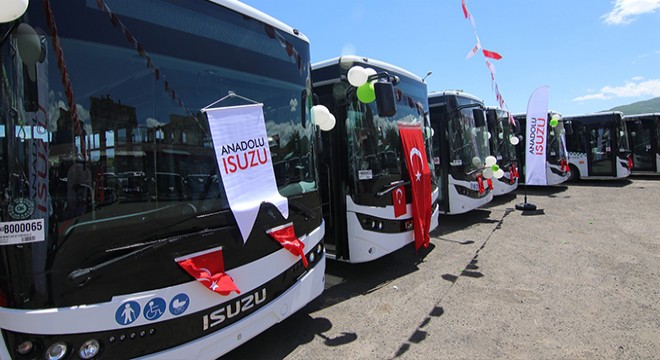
top-left (573, 78), bottom-right (660, 101)
top-left (603, 0), bottom-right (660, 25)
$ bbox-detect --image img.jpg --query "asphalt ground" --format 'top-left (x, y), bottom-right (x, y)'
top-left (223, 177), bottom-right (660, 360)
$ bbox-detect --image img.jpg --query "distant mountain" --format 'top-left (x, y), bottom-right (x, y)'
top-left (607, 97), bottom-right (660, 115)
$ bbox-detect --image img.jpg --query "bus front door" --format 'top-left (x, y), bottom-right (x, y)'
top-left (630, 120), bottom-right (658, 172)
top-left (588, 126), bottom-right (615, 176)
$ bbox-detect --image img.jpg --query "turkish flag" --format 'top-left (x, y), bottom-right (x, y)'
top-left (482, 49), bottom-right (503, 60)
top-left (392, 185), bottom-right (407, 218)
top-left (266, 223), bottom-right (308, 268)
top-left (175, 247), bottom-right (240, 296)
top-left (398, 123), bottom-right (432, 250)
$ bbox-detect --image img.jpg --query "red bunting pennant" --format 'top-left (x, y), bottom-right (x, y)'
top-left (482, 49), bottom-right (502, 60)
top-left (461, 0), bottom-right (470, 18)
top-left (267, 223), bottom-right (308, 268)
top-left (175, 247), bottom-right (240, 296)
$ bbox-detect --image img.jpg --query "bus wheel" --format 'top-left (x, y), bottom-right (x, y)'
top-left (567, 165), bottom-right (580, 182)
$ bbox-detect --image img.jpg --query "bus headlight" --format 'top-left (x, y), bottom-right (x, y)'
top-left (45, 342), bottom-right (68, 360)
top-left (79, 339), bottom-right (101, 359)
top-left (16, 340), bottom-right (33, 355)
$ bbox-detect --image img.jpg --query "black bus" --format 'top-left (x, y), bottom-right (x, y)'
top-left (0, 1), bottom-right (325, 358)
top-left (428, 91), bottom-right (493, 214)
top-left (513, 112), bottom-right (571, 185)
top-left (312, 55), bottom-right (439, 263)
top-left (563, 112), bottom-right (632, 179)
top-left (625, 113), bottom-right (660, 175)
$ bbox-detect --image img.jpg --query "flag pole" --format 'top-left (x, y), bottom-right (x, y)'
top-left (515, 180), bottom-right (536, 211)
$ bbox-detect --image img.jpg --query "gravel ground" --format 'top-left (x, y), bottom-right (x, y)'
top-left (223, 177), bottom-right (660, 360)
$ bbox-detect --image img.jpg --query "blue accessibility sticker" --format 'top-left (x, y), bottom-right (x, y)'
top-left (143, 297), bottom-right (166, 321)
top-left (115, 301), bottom-right (141, 326)
top-left (169, 293), bottom-right (190, 316)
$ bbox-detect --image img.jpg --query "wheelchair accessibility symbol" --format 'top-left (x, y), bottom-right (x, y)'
top-left (143, 297), bottom-right (166, 321)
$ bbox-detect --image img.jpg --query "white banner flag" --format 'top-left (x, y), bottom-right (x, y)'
top-left (205, 103), bottom-right (289, 243)
top-left (525, 86), bottom-right (550, 185)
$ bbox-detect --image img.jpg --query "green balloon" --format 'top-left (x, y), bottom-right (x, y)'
top-left (357, 83), bottom-right (376, 103)
top-left (550, 118), bottom-right (559, 127)
top-left (491, 164), bottom-right (500, 172)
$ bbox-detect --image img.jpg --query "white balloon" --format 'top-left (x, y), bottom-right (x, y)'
top-left (509, 135), bottom-right (520, 145)
top-left (0, 0), bottom-right (28, 23)
top-left (482, 168), bottom-right (494, 179)
top-left (485, 156), bottom-right (497, 167)
top-left (472, 156), bottom-right (483, 167)
top-left (365, 68), bottom-right (377, 83)
top-left (494, 169), bottom-right (505, 179)
top-left (312, 105), bottom-right (330, 126)
top-left (347, 66), bottom-right (368, 87)
top-left (319, 113), bottom-right (336, 131)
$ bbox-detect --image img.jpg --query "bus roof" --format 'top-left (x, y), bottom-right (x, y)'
top-left (562, 111), bottom-right (624, 119)
top-left (428, 90), bottom-right (482, 102)
top-left (623, 113), bottom-right (660, 119)
top-left (312, 55), bottom-right (424, 83)
top-left (214, 0), bottom-right (309, 42)
top-left (512, 110), bottom-right (562, 118)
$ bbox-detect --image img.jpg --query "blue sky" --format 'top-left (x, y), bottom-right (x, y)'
top-left (241, 0), bottom-right (660, 116)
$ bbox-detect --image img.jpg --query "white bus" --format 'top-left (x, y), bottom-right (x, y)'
top-left (625, 113), bottom-right (660, 175)
top-left (513, 112), bottom-right (571, 185)
top-left (485, 107), bottom-right (519, 196)
top-left (311, 56), bottom-right (439, 263)
top-left (0, 1), bottom-right (325, 359)
top-left (563, 112), bottom-right (632, 180)
top-left (428, 91), bottom-right (493, 214)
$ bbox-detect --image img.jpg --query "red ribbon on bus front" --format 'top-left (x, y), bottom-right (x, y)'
top-left (477, 174), bottom-right (485, 194)
top-left (398, 123), bottom-right (432, 251)
top-left (266, 223), bottom-right (308, 268)
top-left (175, 247), bottom-right (240, 296)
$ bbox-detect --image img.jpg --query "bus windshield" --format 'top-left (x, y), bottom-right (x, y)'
top-left (547, 121), bottom-right (568, 161)
top-left (490, 110), bottom-right (517, 162)
top-left (617, 117), bottom-right (631, 152)
top-left (1, 0), bottom-right (315, 309)
top-left (345, 73), bottom-right (431, 200)
top-left (448, 100), bottom-right (489, 175)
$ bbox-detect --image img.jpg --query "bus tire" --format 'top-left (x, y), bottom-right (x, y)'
top-left (568, 165), bottom-right (580, 182)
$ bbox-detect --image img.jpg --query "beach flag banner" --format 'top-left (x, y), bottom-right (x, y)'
top-left (525, 86), bottom-right (550, 185)
top-left (205, 103), bottom-right (289, 243)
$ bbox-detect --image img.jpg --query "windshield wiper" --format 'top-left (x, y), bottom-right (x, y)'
top-left (376, 180), bottom-right (410, 197)
top-left (68, 226), bottom-right (230, 286)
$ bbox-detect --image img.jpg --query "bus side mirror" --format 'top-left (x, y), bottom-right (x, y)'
top-left (565, 121), bottom-right (574, 135)
top-left (473, 109), bottom-right (486, 128)
top-left (374, 82), bottom-right (396, 117)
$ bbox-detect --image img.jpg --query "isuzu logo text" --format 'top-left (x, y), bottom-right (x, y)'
top-left (202, 288), bottom-right (267, 330)
top-left (528, 117), bottom-right (546, 156)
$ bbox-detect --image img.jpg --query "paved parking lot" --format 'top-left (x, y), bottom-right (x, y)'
top-left (224, 177), bottom-right (660, 359)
